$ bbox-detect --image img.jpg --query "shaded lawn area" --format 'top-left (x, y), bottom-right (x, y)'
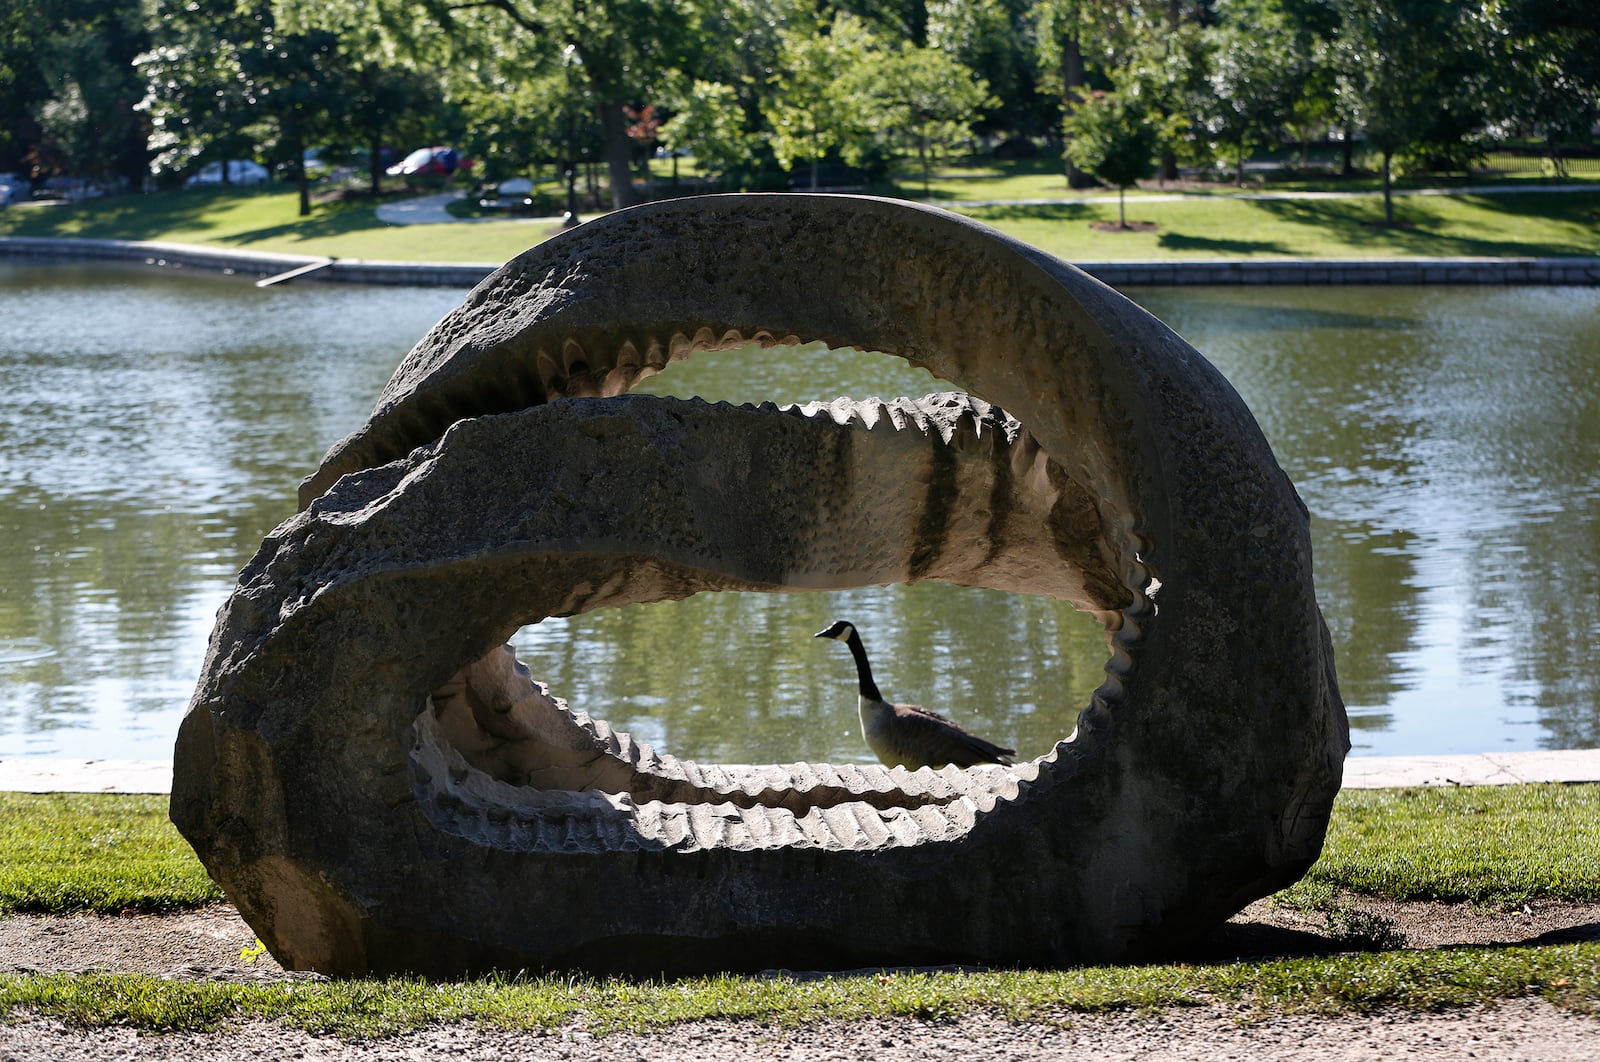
top-left (0, 187), bottom-right (555, 265)
top-left (3, 185), bottom-right (1598, 265)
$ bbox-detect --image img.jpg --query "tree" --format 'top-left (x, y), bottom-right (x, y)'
top-left (1329, 0), bottom-right (1487, 223)
top-left (1494, 0), bottom-right (1600, 176)
top-left (929, 0), bottom-right (1053, 140)
top-left (138, 0), bottom-right (272, 184)
top-left (2, 0), bottom-right (148, 184)
top-left (273, 7), bottom-right (443, 198)
top-left (768, 13), bottom-right (886, 187)
top-left (1205, 0), bottom-right (1302, 185)
top-left (872, 45), bottom-right (995, 196)
top-left (1061, 89), bottom-right (1157, 226)
top-left (1032, 0), bottom-right (1122, 189)
top-left (1120, 4), bottom-right (1210, 182)
top-left (661, 80), bottom-right (767, 187)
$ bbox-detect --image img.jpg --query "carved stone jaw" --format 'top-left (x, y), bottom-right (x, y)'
top-left (172, 194), bottom-right (1348, 977)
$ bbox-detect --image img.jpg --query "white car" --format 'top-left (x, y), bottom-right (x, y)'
top-left (185, 160), bottom-right (270, 187)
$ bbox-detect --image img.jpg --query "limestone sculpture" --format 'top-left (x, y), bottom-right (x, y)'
top-left (172, 194), bottom-right (1349, 977)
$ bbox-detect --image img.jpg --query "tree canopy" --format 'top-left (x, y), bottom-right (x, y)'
top-left (0, 0), bottom-right (1593, 212)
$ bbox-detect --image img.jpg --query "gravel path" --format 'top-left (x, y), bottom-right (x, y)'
top-left (0, 998), bottom-right (1596, 1061)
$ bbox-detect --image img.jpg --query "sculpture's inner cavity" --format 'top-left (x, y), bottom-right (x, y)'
top-left (380, 332), bottom-right (1145, 851)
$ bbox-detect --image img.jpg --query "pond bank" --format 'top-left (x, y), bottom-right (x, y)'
top-left (4, 748), bottom-right (1598, 794)
top-left (4, 233), bottom-right (1598, 288)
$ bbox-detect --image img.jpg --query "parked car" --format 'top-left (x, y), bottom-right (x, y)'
top-left (386, 146), bottom-right (464, 179)
top-left (34, 175), bottom-right (107, 201)
top-left (185, 160), bottom-right (270, 187)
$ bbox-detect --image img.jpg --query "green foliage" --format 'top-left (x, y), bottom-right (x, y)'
top-left (662, 80), bottom-right (771, 188)
top-left (1061, 90), bottom-right (1157, 225)
top-left (768, 12), bottom-right (887, 179)
top-left (874, 45), bottom-right (997, 195)
top-left (7, 0), bottom-right (1594, 212)
top-left (1206, 0), bottom-right (1304, 183)
top-left (0, 0), bottom-right (148, 182)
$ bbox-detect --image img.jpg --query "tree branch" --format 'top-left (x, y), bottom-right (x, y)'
top-left (443, 0), bottom-right (546, 37)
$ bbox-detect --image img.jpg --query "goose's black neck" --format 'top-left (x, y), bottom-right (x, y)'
top-left (843, 627), bottom-right (884, 702)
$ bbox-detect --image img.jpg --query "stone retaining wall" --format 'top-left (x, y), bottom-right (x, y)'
top-left (4, 234), bottom-right (1598, 288)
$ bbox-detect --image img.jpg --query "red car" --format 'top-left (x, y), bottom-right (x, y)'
top-left (386, 146), bottom-right (465, 178)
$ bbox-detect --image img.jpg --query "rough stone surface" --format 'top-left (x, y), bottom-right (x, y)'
top-left (171, 194), bottom-right (1349, 977)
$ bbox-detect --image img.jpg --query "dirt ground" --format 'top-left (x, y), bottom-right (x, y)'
top-left (1, 896), bottom-right (1596, 1060)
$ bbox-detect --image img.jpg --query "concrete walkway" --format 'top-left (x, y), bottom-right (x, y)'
top-left (3, 749), bottom-right (1597, 795)
top-left (374, 189), bottom-right (568, 227)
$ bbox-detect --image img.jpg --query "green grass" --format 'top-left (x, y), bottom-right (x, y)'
top-left (882, 151), bottom-right (1600, 202)
top-left (0, 793), bottom-right (221, 913)
top-left (966, 190), bottom-right (1600, 260)
top-left (0, 186), bottom-right (551, 264)
top-left (1, 785), bottom-right (1597, 1034)
top-left (0, 946), bottom-right (1593, 1035)
top-left (3, 178), bottom-right (1597, 267)
top-left (1297, 785), bottom-right (1600, 905)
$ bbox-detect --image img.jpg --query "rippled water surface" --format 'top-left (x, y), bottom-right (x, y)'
top-left (1, 263), bottom-right (1595, 760)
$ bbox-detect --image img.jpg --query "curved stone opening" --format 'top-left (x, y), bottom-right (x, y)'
top-left (396, 373), bottom-right (1140, 854)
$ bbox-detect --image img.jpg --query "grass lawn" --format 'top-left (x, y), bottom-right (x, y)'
top-left (3, 177), bottom-right (1597, 267)
top-left (966, 190), bottom-right (1600, 261)
top-left (1, 786), bottom-right (1596, 1034)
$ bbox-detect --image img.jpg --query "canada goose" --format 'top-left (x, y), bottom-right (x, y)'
top-left (814, 619), bottom-right (1015, 770)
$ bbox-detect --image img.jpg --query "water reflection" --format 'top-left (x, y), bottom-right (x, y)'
top-left (2, 266), bottom-right (1596, 760)
top-left (1139, 285), bottom-right (1600, 753)
top-left (0, 263), bottom-right (463, 756)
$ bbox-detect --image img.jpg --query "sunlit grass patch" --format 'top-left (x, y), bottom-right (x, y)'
top-left (0, 793), bottom-right (221, 913)
top-left (963, 191), bottom-right (1600, 261)
top-left (1302, 785), bottom-right (1600, 905)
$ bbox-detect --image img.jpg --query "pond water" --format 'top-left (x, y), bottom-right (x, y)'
top-left (1, 262), bottom-right (1595, 762)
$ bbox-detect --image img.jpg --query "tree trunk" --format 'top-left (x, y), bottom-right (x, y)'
top-left (1159, 0), bottom-right (1181, 182)
top-left (1341, 126), bottom-right (1355, 176)
top-left (597, 98), bottom-right (640, 209)
top-left (1159, 150), bottom-right (1179, 184)
top-left (1382, 150), bottom-right (1394, 225)
top-left (906, 0), bottom-right (929, 47)
top-left (1063, 36), bottom-right (1095, 190)
top-left (369, 135), bottom-right (383, 198)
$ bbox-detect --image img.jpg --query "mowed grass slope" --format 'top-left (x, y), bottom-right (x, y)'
top-left (3, 181), bottom-right (1597, 265)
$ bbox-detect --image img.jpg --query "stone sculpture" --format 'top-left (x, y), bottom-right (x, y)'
top-left (172, 194), bottom-right (1349, 977)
